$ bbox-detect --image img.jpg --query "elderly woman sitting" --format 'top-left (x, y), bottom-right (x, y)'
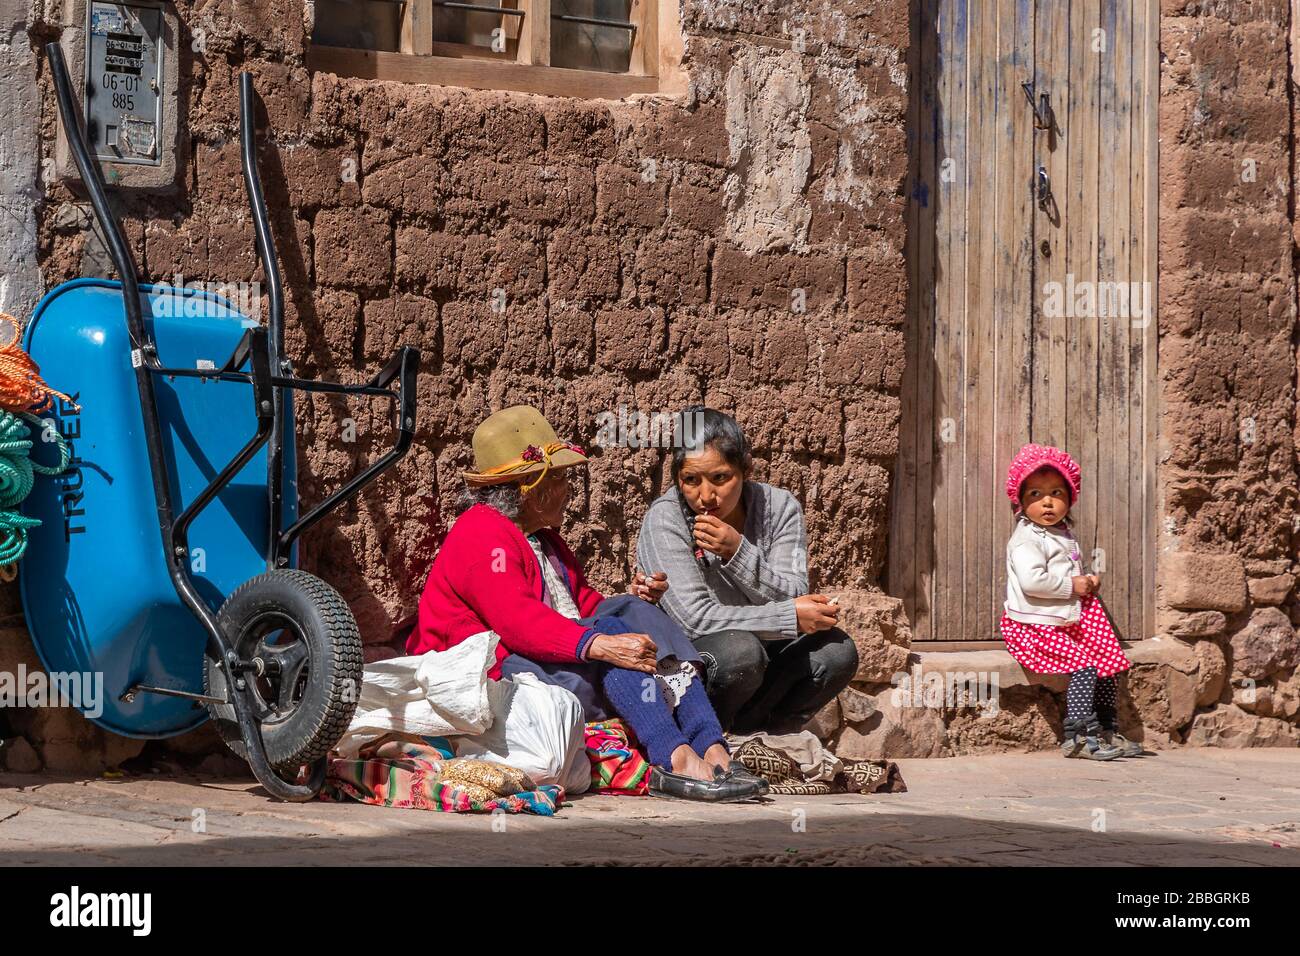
top-left (407, 405), bottom-right (765, 803)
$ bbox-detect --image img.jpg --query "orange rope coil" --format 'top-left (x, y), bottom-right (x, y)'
top-left (0, 312), bottom-right (78, 414)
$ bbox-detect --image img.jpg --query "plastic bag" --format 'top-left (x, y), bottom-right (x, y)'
top-left (454, 673), bottom-right (590, 795)
top-left (335, 631), bottom-right (498, 757)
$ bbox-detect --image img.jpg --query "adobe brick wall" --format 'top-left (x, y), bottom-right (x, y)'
top-left (8, 1), bottom-right (1297, 774)
top-left (39, 0), bottom-right (909, 628)
top-left (831, 0), bottom-right (1300, 760)
top-left (1151, 0), bottom-right (1300, 747)
top-left (6, 0), bottom-right (910, 769)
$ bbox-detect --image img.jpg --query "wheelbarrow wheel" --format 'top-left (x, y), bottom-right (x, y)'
top-left (203, 570), bottom-right (363, 770)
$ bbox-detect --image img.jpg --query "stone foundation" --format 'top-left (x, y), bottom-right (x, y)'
top-left (816, 590), bottom-right (1300, 760)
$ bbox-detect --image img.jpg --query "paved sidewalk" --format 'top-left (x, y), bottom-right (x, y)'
top-left (1, 749), bottom-right (1297, 866)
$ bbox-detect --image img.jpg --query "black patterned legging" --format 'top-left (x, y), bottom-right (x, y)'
top-left (1065, 666), bottom-right (1118, 727)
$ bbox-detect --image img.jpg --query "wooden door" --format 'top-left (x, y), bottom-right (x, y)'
top-left (891, 0), bottom-right (1159, 644)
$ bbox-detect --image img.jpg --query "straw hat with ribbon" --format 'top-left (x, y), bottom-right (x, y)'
top-left (463, 405), bottom-right (588, 493)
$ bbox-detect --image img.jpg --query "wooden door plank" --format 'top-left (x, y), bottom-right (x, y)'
top-left (1032, 0), bottom-right (1069, 453)
top-left (1092, 0), bottom-right (1120, 631)
top-left (992, 0), bottom-right (1036, 630)
top-left (914, 0), bottom-right (940, 642)
top-left (891, 0), bottom-right (922, 637)
top-left (935, 0), bottom-right (956, 642)
top-left (1106, 0), bottom-right (1135, 638)
top-left (961, 1), bottom-right (987, 642)
top-left (1064, 0), bottom-right (1100, 594)
top-left (1140, 0), bottom-right (1159, 639)
top-left (986, 0), bottom-right (1010, 640)
top-left (1130, 0), bottom-right (1147, 640)
top-left (1130, 0), bottom-right (1148, 641)
top-left (937, 0), bottom-right (970, 642)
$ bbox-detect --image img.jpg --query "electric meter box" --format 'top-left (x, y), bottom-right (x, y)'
top-left (56, 0), bottom-right (181, 190)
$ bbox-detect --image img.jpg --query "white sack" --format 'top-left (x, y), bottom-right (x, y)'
top-left (454, 673), bottom-right (591, 795)
top-left (335, 631), bottom-right (498, 757)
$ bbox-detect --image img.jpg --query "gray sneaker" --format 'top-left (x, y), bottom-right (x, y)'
top-left (1061, 718), bottom-right (1124, 760)
top-left (1100, 730), bottom-right (1145, 757)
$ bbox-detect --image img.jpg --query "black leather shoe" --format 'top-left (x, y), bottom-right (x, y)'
top-left (648, 765), bottom-right (763, 802)
top-left (723, 760), bottom-right (771, 795)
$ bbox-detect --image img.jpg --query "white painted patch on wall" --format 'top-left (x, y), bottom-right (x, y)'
top-left (0, 0), bottom-right (44, 318)
top-left (814, 57), bottom-right (883, 211)
top-left (723, 46), bottom-right (811, 253)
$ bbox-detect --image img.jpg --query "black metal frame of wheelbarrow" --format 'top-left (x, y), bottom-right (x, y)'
top-left (48, 45), bottom-right (420, 801)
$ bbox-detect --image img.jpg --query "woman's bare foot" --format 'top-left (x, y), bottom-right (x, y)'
top-left (702, 743), bottom-right (731, 774)
top-left (669, 744), bottom-right (716, 782)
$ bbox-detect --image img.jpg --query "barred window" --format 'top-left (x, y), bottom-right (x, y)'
top-left (309, 0), bottom-right (670, 99)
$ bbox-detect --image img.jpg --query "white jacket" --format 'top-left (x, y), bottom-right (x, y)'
top-left (1004, 517), bottom-right (1084, 626)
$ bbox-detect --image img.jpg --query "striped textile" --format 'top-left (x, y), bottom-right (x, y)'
top-left (584, 718), bottom-right (650, 796)
top-left (321, 734), bottom-right (564, 815)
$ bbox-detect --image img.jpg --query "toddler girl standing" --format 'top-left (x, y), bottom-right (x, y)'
top-left (999, 444), bottom-right (1140, 760)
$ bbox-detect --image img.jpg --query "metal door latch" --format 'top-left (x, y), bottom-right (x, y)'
top-left (1036, 166), bottom-right (1053, 210)
top-left (1021, 81), bottom-right (1056, 131)
top-left (1035, 166), bottom-right (1060, 223)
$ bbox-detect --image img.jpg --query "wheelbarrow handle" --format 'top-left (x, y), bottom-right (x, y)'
top-left (271, 345), bottom-right (421, 565)
top-left (370, 344), bottom-right (420, 434)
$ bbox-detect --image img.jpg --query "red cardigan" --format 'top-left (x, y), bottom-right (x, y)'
top-left (408, 504), bottom-right (605, 678)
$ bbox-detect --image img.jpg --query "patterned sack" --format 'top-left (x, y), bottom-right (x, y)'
top-left (584, 718), bottom-right (650, 795)
top-left (733, 739), bottom-right (907, 795)
top-left (321, 733), bottom-right (565, 815)
top-left (839, 756), bottom-right (908, 794)
top-left (733, 740), bottom-right (833, 795)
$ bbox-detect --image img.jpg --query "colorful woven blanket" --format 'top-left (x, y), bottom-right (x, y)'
top-left (321, 734), bottom-right (564, 815)
top-left (584, 718), bottom-right (650, 796)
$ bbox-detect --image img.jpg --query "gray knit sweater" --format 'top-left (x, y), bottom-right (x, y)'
top-left (636, 481), bottom-right (807, 641)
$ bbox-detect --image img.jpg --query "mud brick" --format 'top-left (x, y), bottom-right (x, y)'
top-left (595, 306), bottom-right (666, 374)
top-left (630, 236), bottom-right (710, 306)
top-left (712, 244), bottom-right (845, 311)
top-left (314, 206), bottom-right (392, 289)
top-left (596, 163), bottom-right (669, 231)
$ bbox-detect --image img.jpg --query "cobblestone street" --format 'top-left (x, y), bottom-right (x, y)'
top-left (2, 749), bottom-right (1296, 866)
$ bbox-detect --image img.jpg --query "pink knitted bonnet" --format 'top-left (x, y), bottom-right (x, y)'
top-left (1005, 443), bottom-right (1081, 512)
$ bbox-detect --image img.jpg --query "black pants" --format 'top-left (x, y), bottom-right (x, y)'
top-left (693, 628), bottom-right (858, 735)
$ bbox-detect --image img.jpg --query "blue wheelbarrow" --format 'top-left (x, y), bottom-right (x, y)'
top-left (19, 46), bottom-right (419, 800)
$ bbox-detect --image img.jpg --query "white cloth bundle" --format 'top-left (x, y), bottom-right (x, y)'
top-left (454, 672), bottom-right (590, 794)
top-left (334, 631), bottom-right (499, 756)
top-left (334, 631), bottom-right (590, 793)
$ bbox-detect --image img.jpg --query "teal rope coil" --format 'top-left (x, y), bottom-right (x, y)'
top-left (0, 410), bottom-right (71, 567)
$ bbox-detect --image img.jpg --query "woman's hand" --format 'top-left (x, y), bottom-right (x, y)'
top-left (587, 632), bottom-right (658, 673)
top-left (795, 594), bottom-right (839, 633)
top-left (631, 569), bottom-right (668, 603)
top-left (692, 514), bottom-right (742, 561)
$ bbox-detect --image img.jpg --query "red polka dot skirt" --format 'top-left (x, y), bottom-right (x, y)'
top-left (999, 595), bottom-right (1131, 678)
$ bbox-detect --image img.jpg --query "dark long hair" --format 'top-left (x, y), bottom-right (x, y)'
top-left (670, 406), bottom-right (752, 485)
